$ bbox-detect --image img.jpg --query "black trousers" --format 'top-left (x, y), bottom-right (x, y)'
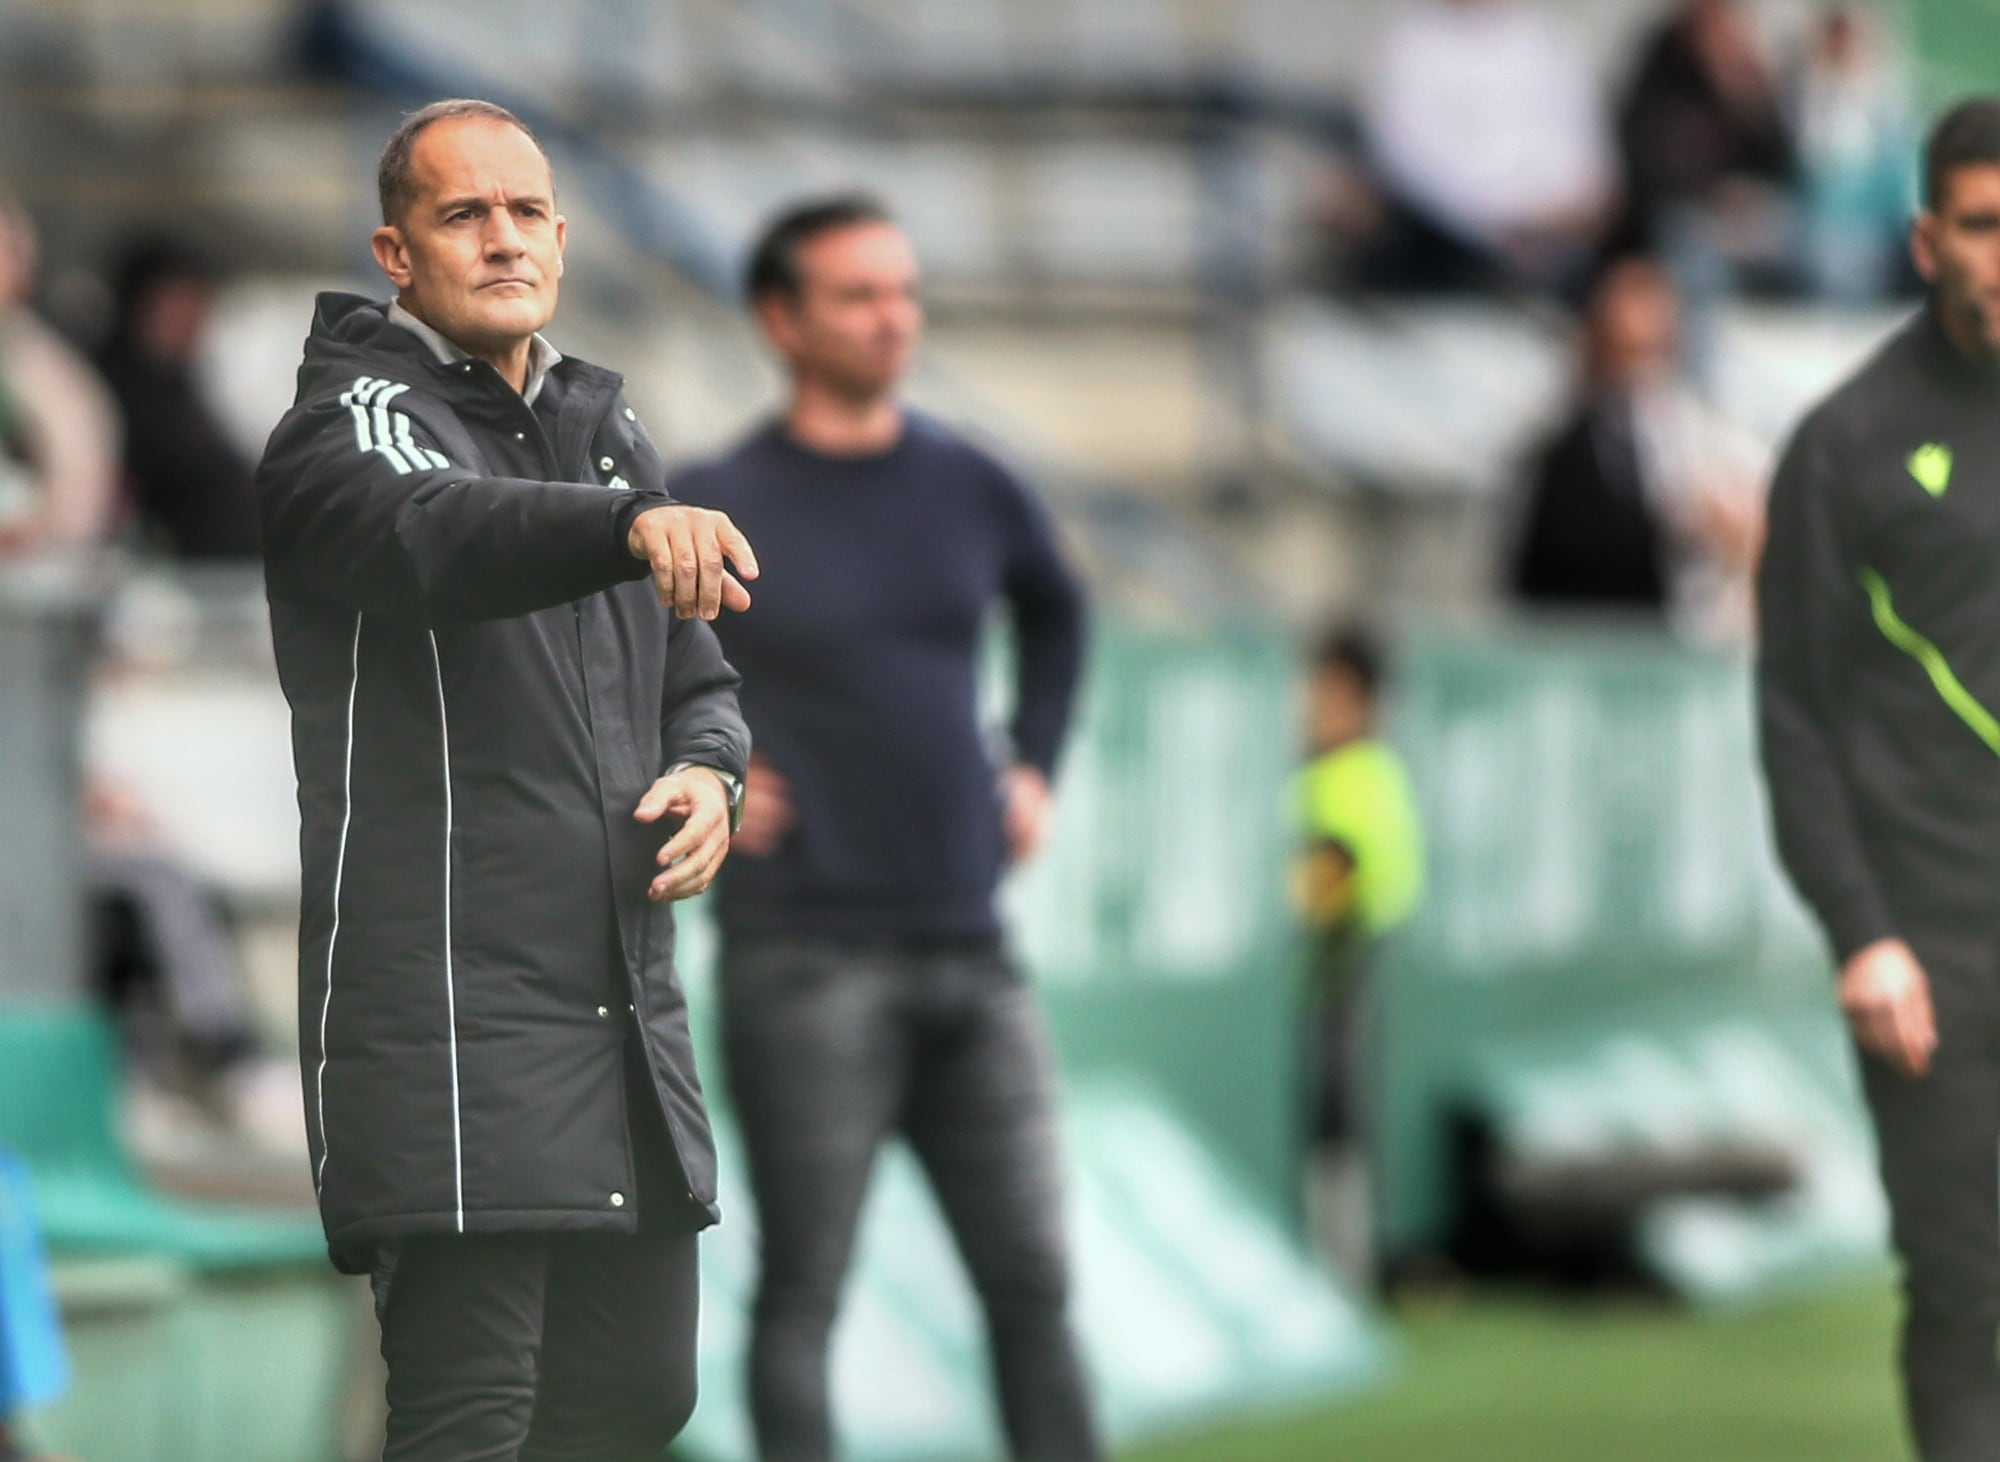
top-left (720, 934), bottom-right (1102, 1462)
top-left (1861, 932), bottom-right (2000, 1462)
top-left (372, 1036), bottom-right (702, 1462)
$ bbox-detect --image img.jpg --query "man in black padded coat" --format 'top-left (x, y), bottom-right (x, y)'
top-left (257, 97), bottom-right (755, 1461)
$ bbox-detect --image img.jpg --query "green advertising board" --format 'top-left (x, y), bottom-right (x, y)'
top-left (1374, 626), bottom-right (1885, 1303)
top-left (1910, 0), bottom-right (1997, 109)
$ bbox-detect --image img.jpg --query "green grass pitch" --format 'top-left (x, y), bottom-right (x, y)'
top-left (1119, 1279), bottom-right (1905, 1462)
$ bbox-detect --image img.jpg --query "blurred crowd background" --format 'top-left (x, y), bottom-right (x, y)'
top-left (0, 1), bottom-right (1972, 1459)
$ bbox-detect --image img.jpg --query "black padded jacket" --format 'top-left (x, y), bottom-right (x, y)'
top-left (1760, 307), bottom-right (2000, 965)
top-left (258, 292), bottom-right (748, 1272)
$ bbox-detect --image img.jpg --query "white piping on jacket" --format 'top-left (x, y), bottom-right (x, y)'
top-left (429, 630), bottom-right (467, 1232)
top-left (313, 613), bottom-right (362, 1194)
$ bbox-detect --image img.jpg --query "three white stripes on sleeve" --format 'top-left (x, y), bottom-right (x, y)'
top-left (340, 376), bottom-right (451, 474)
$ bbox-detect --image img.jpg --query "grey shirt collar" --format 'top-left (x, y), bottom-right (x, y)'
top-left (388, 300), bottom-right (563, 406)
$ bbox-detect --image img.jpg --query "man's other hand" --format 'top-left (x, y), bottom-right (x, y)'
top-left (1003, 764), bottom-right (1054, 866)
top-left (635, 766), bottom-right (734, 902)
top-left (1839, 938), bottom-right (1937, 1078)
top-left (732, 755), bottom-right (795, 858)
top-left (627, 504), bottom-right (759, 620)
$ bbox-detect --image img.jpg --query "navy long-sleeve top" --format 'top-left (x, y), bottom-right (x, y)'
top-left (669, 413), bottom-right (1087, 941)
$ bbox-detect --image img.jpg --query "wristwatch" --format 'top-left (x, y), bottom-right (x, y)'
top-left (666, 761), bottom-right (745, 833)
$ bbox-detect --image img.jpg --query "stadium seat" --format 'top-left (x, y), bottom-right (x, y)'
top-left (1023, 141), bottom-right (1203, 284)
top-left (640, 133), bottom-right (812, 260)
top-left (839, 0), bottom-right (1022, 91)
top-left (800, 137), bottom-right (1005, 280)
top-left (0, 1006), bottom-right (354, 1462)
top-left (1266, 300), bottom-right (1568, 494)
top-left (1264, 298), bottom-right (1906, 500)
top-left (342, 0), bottom-right (707, 112)
top-left (0, 1004), bottom-right (323, 1270)
top-left (1040, 0), bottom-right (1195, 90)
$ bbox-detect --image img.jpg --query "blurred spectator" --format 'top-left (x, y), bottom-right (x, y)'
top-left (1292, 627), bottom-right (1423, 1291)
top-left (1508, 254), bottom-right (1766, 642)
top-left (1348, 0), bottom-right (1614, 299)
top-left (84, 777), bottom-right (288, 1146)
top-left (1615, 0), bottom-right (1798, 304)
top-left (0, 196), bottom-right (119, 557)
top-left (94, 237), bottom-right (257, 560)
top-left (1786, 4), bottom-right (1915, 303)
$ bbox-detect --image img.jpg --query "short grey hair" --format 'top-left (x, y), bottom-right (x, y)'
top-left (377, 98), bottom-right (551, 227)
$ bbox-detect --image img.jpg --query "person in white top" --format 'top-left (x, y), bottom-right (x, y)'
top-left (1361, 0), bottom-right (1614, 296)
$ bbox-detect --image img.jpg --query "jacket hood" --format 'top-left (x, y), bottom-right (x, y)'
top-left (296, 291), bottom-right (442, 397)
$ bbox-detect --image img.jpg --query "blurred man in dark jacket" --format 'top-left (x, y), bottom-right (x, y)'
top-left (95, 236), bottom-right (258, 560)
top-left (1511, 254), bottom-right (1764, 641)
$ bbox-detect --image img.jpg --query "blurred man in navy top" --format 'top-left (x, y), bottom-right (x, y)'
top-left (670, 195), bottom-right (1099, 1462)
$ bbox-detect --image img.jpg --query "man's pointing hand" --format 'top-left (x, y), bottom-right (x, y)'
top-left (628, 504), bottom-right (760, 620)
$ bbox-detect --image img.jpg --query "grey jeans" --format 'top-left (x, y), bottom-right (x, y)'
top-left (719, 934), bottom-right (1101, 1462)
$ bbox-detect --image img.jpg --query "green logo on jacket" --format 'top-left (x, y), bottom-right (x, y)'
top-left (1908, 442), bottom-right (1954, 498)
